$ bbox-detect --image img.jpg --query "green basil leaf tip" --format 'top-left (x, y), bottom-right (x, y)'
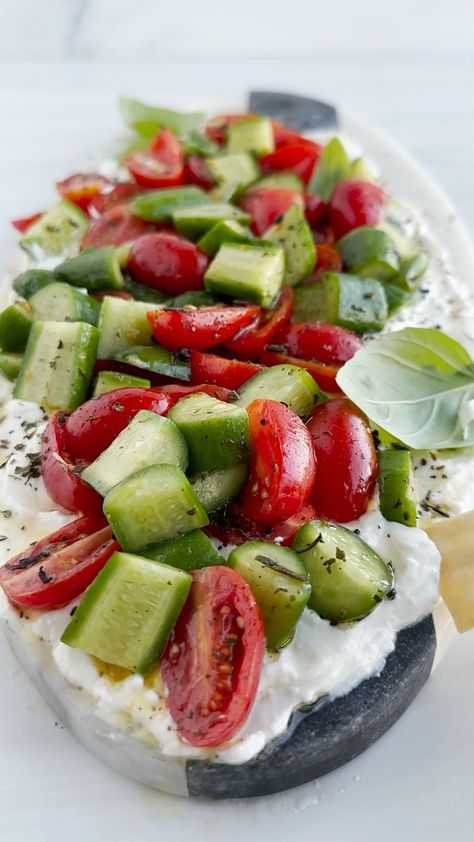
top-left (308, 137), bottom-right (350, 201)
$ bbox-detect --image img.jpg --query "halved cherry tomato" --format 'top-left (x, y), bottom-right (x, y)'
top-left (42, 413), bottom-right (103, 514)
top-left (259, 347), bottom-right (341, 393)
top-left (56, 172), bottom-right (110, 213)
top-left (306, 397), bottom-right (377, 522)
top-left (205, 113), bottom-right (257, 145)
top-left (275, 322), bottom-right (363, 366)
top-left (88, 183), bottom-right (143, 217)
top-left (159, 383), bottom-right (234, 404)
top-left (0, 514), bottom-right (119, 611)
top-left (302, 244), bottom-right (342, 284)
top-left (304, 193), bottom-right (327, 229)
top-left (259, 142), bottom-right (322, 185)
top-left (127, 232), bottom-right (209, 295)
top-left (184, 155), bottom-right (215, 190)
top-left (240, 187), bottom-right (304, 236)
top-left (161, 565), bottom-right (264, 748)
top-left (81, 203), bottom-right (155, 249)
top-left (11, 212), bottom-right (44, 233)
top-left (240, 399), bottom-right (317, 526)
top-left (126, 129), bottom-right (184, 188)
top-left (272, 123), bottom-right (320, 150)
top-left (190, 351), bottom-right (262, 390)
top-left (206, 501), bottom-right (316, 547)
top-left (328, 178), bottom-right (385, 239)
top-left (148, 305), bottom-right (260, 351)
top-left (225, 287), bottom-right (293, 360)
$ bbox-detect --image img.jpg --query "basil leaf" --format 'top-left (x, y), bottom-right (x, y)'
top-left (119, 96), bottom-right (204, 138)
top-left (308, 137), bottom-right (350, 201)
top-left (182, 130), bottom-right (219, 158)
top-left (336, 327), bottom-right (474, 449)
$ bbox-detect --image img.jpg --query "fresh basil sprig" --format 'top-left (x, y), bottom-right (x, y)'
top-left (307, 137), bottom-right (350, 201)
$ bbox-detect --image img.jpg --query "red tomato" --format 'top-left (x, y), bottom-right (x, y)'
top-left (0, 515), bottom-right (119, 611)
top-left (306, 397), bottom-right (377, 522)
top-left (240, 187), bottom-right (304, 236)
top-left (276, 322), bottom-right (363, 366)
top-left (272, 123), bottom-right (320, 151)
top-left (81, 203), bottom-right (154, 249)
top-left (184, 155), bottom-right (214, 190)
top-left (148, 305), bottom-right (260, 351)
top-left (205, 113), bottom-right (257, 145)
top-left (160, 383), bottom-right (234, 405)
top-left (11, 212), bottom-right (44, 233)
top-left (42, 413), bottom-right (103, 514)
top-left (127, 232), bottom-right (209, 295)
top-left (259, 347), bottom-right (341, 393)
top-left (259, 143), bottom-right (322, 185)
top-left (225, 287), bottom-right (293, 360)
top-left (304, 193), bottom-right (328, 229)
top-left (161, 566), bottom-right (264, 748)
top-left (240, 399), bottom-right (317, 526)
top-left (56, 172), bottom-right (110, 213)
top-left (206, 502), bottom-right (316, 548)
top-left (302, 243), bottom-right (342, 283)
top-left (64, 388), bottom-right (172, 463)
top-left (126, 129), bottom-right (184, 188)
top-left (328, 179), bottom-right (385, 239)
top-left (190, 351), bottom-right (262, 391)
top-left (88, 183), bottom-right (143, 217)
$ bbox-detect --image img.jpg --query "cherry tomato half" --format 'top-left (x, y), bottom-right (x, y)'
top-left (306, 397), bottom-right (377, 522)
top-left (42, 413), bottom-right (103, 514)
top-left (304, 193), bottom-right (328, 229)
top-left (126, 129), bottom-right (184, 188)
top-left (11, 212), bottom-right (44, 233)
top-left (56, 172), bottom-right (110, 214)
top-left (160, 383), bottom-right (234, 405)
top-left (148, 305), bottom-right (261, 351)
top-left (328, 178), bottom-right (385, 239)
top-left (259, 142), bottom-right (322, 185)
top-left (225, 287), bottom-right (293, 360)
top-left (302, 243), bottom-right (342, 283)
top-left (184, 155), bottom-right (215, 190)
top-left (127, 232), bottom-right (209, 295)
top-left (161, 565), bottom-right (264, 748)
top-left (206, 501), bottom-right (316, 548)
top-left (276, 322), bottom-right (363, 366)
top-left (88, 183), bottom-right (143, 217)
top-left (272, 123), bottom-right (320, 151)
top-left (81, 203), bottom-right (155, 249)
top-left (259, 348), bottom-right (341, 393)
top-left (240, 187), bottom-right (304, 236)
top-left (190, 351), bottom-right (262, 391)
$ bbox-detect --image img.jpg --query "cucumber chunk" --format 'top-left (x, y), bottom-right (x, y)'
top-left (82, 410), bottom-right (188, 497)
top-left (265, 204), bottom-right (316, 285)
top-left (30, 282), bottom-right (101, 326)
top-left (93, 370), bottom-right (151, 396)
top-left (228, 541), bottom-right (310, 650)
top-left (0, 352), bottom-right (23, 381)
top-left (227, 116), bottom-right (275, 156)
top-left (252, 172), bottom-right (304, 191)
top-left (293, 273), bottom-right (388, 333)
top-left (292, 520), bottom-right (394, 622)
top-left (97, 297), bottom-right (152, 358)
top-left (14, 320), bottom-right (99, 412)
top-left (379, 449), bottom-right (417, 527)
top-left (395, 253), bottom-right (428, 292)
top-left (198, 220), bottom-right (254, 257)
top-left (19, 200), bottom-right (89, 257)
top-left (0, 302), bottom-right (33, 351)
top-left (236, 364), bottom-right (321, 416)
top-left (207, 153), bottom-right (260, 199)
top-left (114, 345), bottom-right (190, 381)
top-left (54, 246), bottom-right (124, 291)
top-left (12, 268), bottom-right (55, 299)
top-left (337, 227), bottom-right (400, 281)
top-left (169, 392), bottom-right (250, 474)
top-left (142, 529), bottom-right (223, 571)
top-left (61, 551), bottom-right (192, 674)
top-left (204, 243), bottom-right (284, 308)
top-left (173, 204), bottom-right (251, 239)
top-left (130, 186), bottom-right (209, 222)
top-left (191, 464), bottom-right (248, 513)
top-left (383, 282), bottom-right (414, 316)
top-left (103, 464), bottom-right (209, 552)
top-left (123, 276), bottom-right (169, 304)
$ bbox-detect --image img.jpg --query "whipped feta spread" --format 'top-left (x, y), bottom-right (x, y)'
top-left (0, 166), bottom-right (472, 763)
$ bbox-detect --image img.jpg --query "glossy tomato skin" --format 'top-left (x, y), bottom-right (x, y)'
top-left (56, 172), bottom-right (110, 213)
top-left (159, 383), bottom-right (234, 405)
top-left (148, 305), bottom-right (260, 351)
top-left (206, 501), bottom-right (316, 548)
top-left (307, 397), bottom-right (378, 522)
top-left (183, 155), bottom-right (214, 189)
top-left (276, 322), bottom-right (363, 366)
top-left (42, 413), bottom-right (103, 514)
top-left (259, 142), bottom-right (322, 185)
top-left (328, 178), bottom-right (385, 239)
top-left (127, 232), bottom-right (209, 295)
top-left (190, 351), bottom-right (262, 390)
top-left (259, 348), bottom-right (341, 393)
top-left (161, 565), bottom-right (264, 748)
top-left (81, 203), bottom-right (154, 249)
top-left (272, 123), bottom-right (319, 150)
top-left (88, 183), bottom-right (142, 217)
top-left (240, 399), bottom-right (317, 526)
top-left (225, 287), bottom-right (293, 360)
top-left (11, 212), bottom-right (44, 233)
top-left (240, 187), bottom-right (304, 236)
top-left (126, 129), bottom-right (184, 188)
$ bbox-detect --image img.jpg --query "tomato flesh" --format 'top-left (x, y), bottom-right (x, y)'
top-left (328, 178), bottom-right (385, 239)
top-left (225, 287), bottom-right (293, 360)
top-left (190, 351), bottom-right (262, 390)
top-left (42, 413), bottom-right (103, 514)
top-left (126, 129), bottom-right (184, 188)
top-left (160, 383), bottom-right (234, 405)
top-left (81, 203), bottom-right (154, 249)
top-left (184, 155), bottom-right (214, 189)
top-left (161, 566), bottom-right (264, 748)
top-left (56, 172), bottom-right (110, 213)
top-left (11, 212), bottom-right (44, 233)
top-left (259, 142), bottom-right (322, 185)
top-left (206, 502), bottom-right (316, 548)
top-left (127, 232), bottom-right (209, 295)
top-left (259, 347), bottom-right (341, 393)
top-left (240, 187), bottom-right (304, 236)
top-left (148, 305), bottom-right (261, 351)
top-left (88, 183), bottom-right (143, 217)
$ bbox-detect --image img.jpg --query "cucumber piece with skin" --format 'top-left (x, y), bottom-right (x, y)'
top-left (252, 172), bottom-right (304, 191)
top-left (93, 370), bottom-right (151, 396)
top-left (103, 464), bottom-right (209, 553)
top-left (54, 246), bottom-right (124, 292)
top-left (265, 204), bottom-right (316, 286)
top-left (169, 392), bottom-right (250, 474)
top-left (236, 364), bottom-right (321, 417)
top-left (0, 352), bottom-right (23, 381)
top-left (82, 410), bottom-right (188, 497)
top-left (130, 186), bottom-right (209, 223)
top-left (173, 204), bottom-right (251, 239)
top-left (0, 301), bottom-right (33, 351)
top-left (12, 268), bottom-right (55, 299)
top-left (207, 153), bottom-right (260, 199)
top-left (191, 463), bottom-right (248, 513)
top-left (227, 116), bottom-right (275, 156)
top-left (293, 273), bottom-right (388, 333)
top-left (395, 253), bottom-right (428, 292)
top-left (123, 276), bottom-right (169, 304)
top-left (97, 297), bottom-right (152, 358)
top-left (13, 320), bottom-right (99, 412)
top-left (198, 220), bottom-right (254, 257)
top-left (337, 227), bottom-right (400, 281)
top-left (383, 282), bottom-right (414, 316)
top-left (30, 283), bottom-right (101, 326)
top-left (292, 520), bottom-right (394, 622)
top-left (228, 541), bottom-right (311, 651)
top-left (142, 529), bottom-right (223, 572)
top-left (61, 551), bottom-right (192, 674)
top-left (19, 200), bottom-right (89, 257)
top-left (204, 243), bottom-right (284, 308)
top-left (379, 449), bottom-right (417, 527)
top-left (114, 345), bottom-right (190, 381)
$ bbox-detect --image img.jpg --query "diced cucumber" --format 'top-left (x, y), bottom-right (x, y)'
top-left (379, 449), bottom-right (417, 527)
top-left (207, 153), bottom-right (260, 199)
top-left (228, 541), bottom-right (310, 650)
top-left (12, 268), bottom-right (55, 299)
top-left (383, 283), bottom-right (414, 316)
top-left (173, 204), bottom-right (251, 239)
top-left (227, 116), bottom-right (275, 156)
top-left (337, 227), bottom-right (400, 281)
top-left (93, 370), bottom-right (151, 396)
top-left (97, 297), bottom-right (152, 358)
top-left (114, 345), bottom-right (190, 381)
top-left (19, 200), bottom-right (89, 257)
top-left (54, 246), bottom-right (124, 291)
top-left (265, 204), bottom-right (316, 285)
top-left (13, 320), bottom-right (99, 412)
top-left (395, 253), bottom-right (428, 292)
top-left (182, 130), bottom-right (219, 158)
top-left (30, 283), bottom-right (101, 326)
top-left (292, 520), bottom-right (394, 622)
top-left (166, 290), bottom-right (216, 309)
top-left (123, 276), bottom-right (169, 304)
top-left (130, 186), bottom-right (209, 222)
top-left (292, 283), bottom-right (338, 324)
top-left (198, 220), bottom-right (254, 257)
top-left (191, 464), bottom-right (248, 513)
top-left (0, 302), bottom-right (33, 351)
top-left (82, 410), bottom-right (188, 497)
top-left (61, 550), bottom-right (192, 674)
top-left (103, 464), bottom-right (209, 552)
top-left (142, 529), bottom-right (223, 572)
top-left (204, 243), bottom-right (284, 308)
top-left (0, 352), bottom-right (23, 381)
top-left (169, 392), bottom-right (250, 474)
top-left (252, 172), bottom-right (304, 191)
top-left (236, 364), bottom-right (321, 417)
top-left (293, 273), bottom-right (388, 333)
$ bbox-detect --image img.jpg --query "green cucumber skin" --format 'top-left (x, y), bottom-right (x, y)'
top-left (12, 269), bottom-right (56, 299)
top-left (191, 464), bottom-right (248, 513)
top-left (293, 274), bottom-right (388, 333)
top-left (93, 370), bottom-right (151, 396)
top-left (198, 220), bottom-right (254, 257)
top-left (236, 364), bottom-right (321, 417)
top-left (103, 464), bottom-right (209, 553)
top-left (129, 187), bottom-right (209, 222)
top-left (54, 246), bottom-right (124, 292)
top-left (19, 200), bottom-right (89, 257)
top-left (61, 551), bottom-right (192, 674)
top-left (0, 302), bottom-right (33, 351)
top-left (227, 116), bottom-right (275, 157)
top-left (123, 276), bottom-right (169, 304)
top-left (115, 345), bottom-right (190, 382)
top-left (30, 283), bottom-right (101, 326)
top-left (0, 352), bottom-right (23, 381)
top-left (97, 297), bottom-right (153, 359)
top-left (337, 227), bottom-right (400, 282)
top-left (207, 153), bottom-right (260, 197)
top-left (292, 520), bottom-right (394, 622)
top-left (395, 253), bottom-right (428, 292)
top-left (379, 449), bottom-right (417, 527)
top-left (173, 205), bottom-right (251, 239)
top-left (143, 529), bottom-right (223, 572)
top-left (292, 283), bottom-right (337, 324)
top-left (265, 204), bottom-right (316, 286)
top-left (252, 172), bottom-right (304, 191)
top-left (204, 243), bottom-right (284, 308)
